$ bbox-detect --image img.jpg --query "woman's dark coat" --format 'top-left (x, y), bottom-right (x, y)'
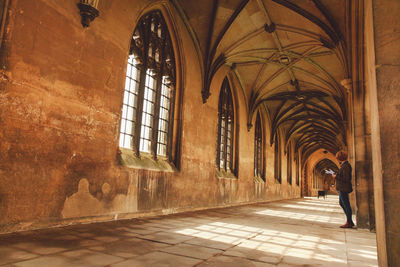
top-left (336, 161), bottom-right (353, 193)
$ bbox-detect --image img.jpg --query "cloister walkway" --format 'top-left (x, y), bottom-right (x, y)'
top-left (0, 195), bottom-right (377, 266)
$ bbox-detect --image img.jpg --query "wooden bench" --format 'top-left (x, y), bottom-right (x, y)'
top-left (318, 190), bottom-right (326, 199)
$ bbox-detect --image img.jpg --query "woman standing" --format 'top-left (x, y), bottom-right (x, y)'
top-left (332, 151), bottom-right (355, 228)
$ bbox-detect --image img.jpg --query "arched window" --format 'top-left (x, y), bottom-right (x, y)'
top-left (274, 133), bottom-right (281, 183)
top-left (217, 78), bottom-right (234, 172)
top-left (119, 11), bottom-right (176, 159)
top-left (287, 142), bottom-right (292, 185)
top-left (254, 112), bottom-right (264, 179)
top-left (313, 172), bottom-right (316, 189)
top-left (296, 153), bottom-right (300, 186)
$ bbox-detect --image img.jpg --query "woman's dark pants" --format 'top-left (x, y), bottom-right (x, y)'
top-left (339, 191), bottom-right (354, 224)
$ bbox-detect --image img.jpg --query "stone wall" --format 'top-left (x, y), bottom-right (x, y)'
top-left (0, 0), bottom-right (300, 233)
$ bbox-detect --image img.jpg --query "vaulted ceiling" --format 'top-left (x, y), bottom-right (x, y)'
top-left (173, 0), bottom-right (349, 161)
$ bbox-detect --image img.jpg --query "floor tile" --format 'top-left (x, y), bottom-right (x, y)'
top-left (140, 232), bottom-right (194, 244)
top-left (14, 249), bottom-right (124, 267)
top-left (223, 247), bottom-right (282, 264)
top-left (0, 247), bottom-right (38, 265)
top-left (87, 237), bottom-right (170, 258)
top-left (159, 243), bottom-right (222, 259)
top-left (12, 242), bottom-right (69, 255)
top-left (198, 255), bottom-right (272, 266)
top-left (184, 237), bottom-right (236, 250)
top-left (110, 251), bottom-right (202, 267)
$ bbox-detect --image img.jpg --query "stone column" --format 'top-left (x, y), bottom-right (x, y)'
top-left (340, 78), bottom-right (354, 158)
top-left (348, 0), bottom-right (376, 231)
top-left (365, 0), bottom-right (400, 265)
top-left (342, 75), bottom-right (374, 230)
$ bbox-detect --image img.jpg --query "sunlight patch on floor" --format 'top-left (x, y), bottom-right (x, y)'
top-left (176, 221), bottom-right (348, 264)
top-left (254, 208), bottom-right (343, 224)
top-left (173, 197), bottom-right (377, 265)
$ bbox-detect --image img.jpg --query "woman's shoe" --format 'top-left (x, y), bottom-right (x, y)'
top-left (340, 222), bottom-right (352, 228)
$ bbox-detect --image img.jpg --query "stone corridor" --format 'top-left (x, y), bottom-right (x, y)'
top-left (0, 196), bottom-right (377, 267)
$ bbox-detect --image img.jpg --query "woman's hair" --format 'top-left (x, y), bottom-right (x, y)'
top-left (336, 150), bottom-right (348, 161)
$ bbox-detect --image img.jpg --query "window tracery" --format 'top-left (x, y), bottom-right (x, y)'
top-left (217, 78), bottom-right (234, 172)
top-left (254, 112), bottom-right (264, 179)
top-left (119, 11), bottom-right (176, 159)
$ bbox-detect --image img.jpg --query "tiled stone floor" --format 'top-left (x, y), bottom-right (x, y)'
top-left (0, 195), bottom-right (378, 266)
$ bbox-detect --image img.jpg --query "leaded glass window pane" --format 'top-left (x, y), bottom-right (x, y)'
top-left (275, 134), bottom-right (282, 183)
top-left (254, 113), bottom-right (263, 179)
top-left (119, 55), bottom-right (140, 149)
top-left (217, 78), bottom-right (234, 172)
top-left (287, 143), bottom-right (292, 185)
top-left (118, 11), bottom-right (176, 159)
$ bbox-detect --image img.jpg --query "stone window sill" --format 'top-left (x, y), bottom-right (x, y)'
top-left (118, 148), bottom-right (176, 172)
top-left (215, 168), bottom-right (237, 179)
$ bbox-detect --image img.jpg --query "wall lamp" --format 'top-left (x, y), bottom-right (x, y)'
top-left (77, 0), bottom-right (99, 27)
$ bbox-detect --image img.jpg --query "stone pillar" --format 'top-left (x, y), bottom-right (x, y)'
top-left (340, 78), bottom-right (354, 158)
top-left (342, 76), bottom-right (374, 230)
top-left (365, 0), bottom-right (400, 265)
top-left (348, 0), bottom-right (375, 230)
top-left (341, 79), bottom-right (356, 211)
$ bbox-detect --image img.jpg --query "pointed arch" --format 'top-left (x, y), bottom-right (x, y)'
top-left (119, 10), bottom-right (181, 165)
top-left (274, 130), bottom-right (282, 183)
top-left (254, 111), bottom-right (265, 180)
top-left (287, 141), bottom-right (292, 185)
top-left (216, 77), bottom-right (236, 173)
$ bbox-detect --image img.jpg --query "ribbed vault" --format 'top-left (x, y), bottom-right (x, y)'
top-left (174, 0), bottom-right (349, 163)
